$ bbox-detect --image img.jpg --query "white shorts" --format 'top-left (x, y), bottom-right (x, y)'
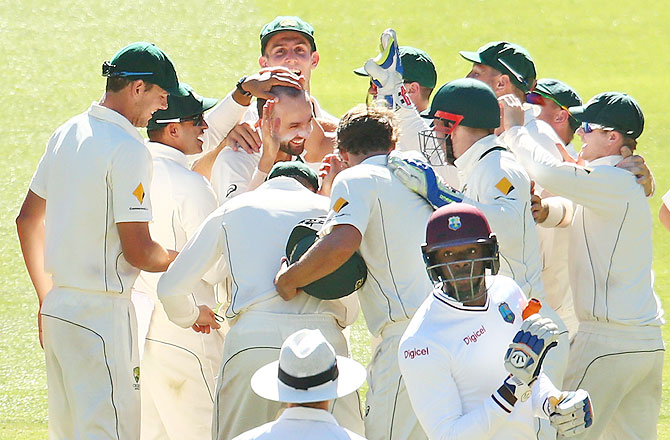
top-left (365, 321), bottom-right (427, 440)
top-left (41, 287), bottom-right (140, 440)
top-left (563, 323), bottom-right (664, 439)
top-left (213, 311), bottom-right (364, 440)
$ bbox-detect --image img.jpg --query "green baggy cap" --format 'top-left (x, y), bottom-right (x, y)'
top-left (354, 46), bottom-right (437, 89)
top-left (569, 92), bottom-right (644, 139)
top-left (533, 78), bottom-right (582, 131)
top-left (460, 41), bottom-right (536, 93)
top-left (422, 78), bottom-right (500, 129)
top-left (268, 161), bottom-right (320, 192)
top-left (147, 83), bottom-right (218, 130)
top-left (102, 42), bottom-right (186, 96)
top-left (260, 16), bottom-right (316, 54)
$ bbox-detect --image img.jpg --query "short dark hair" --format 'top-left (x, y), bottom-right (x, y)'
top-left (336, 104), bottom-right (397, 155)
top-left (105, 77), bottom-right (154, 93)
top-left (257, 85), bottom-right (309, 116)
top-left (419, 85), bottom-right (434, 102)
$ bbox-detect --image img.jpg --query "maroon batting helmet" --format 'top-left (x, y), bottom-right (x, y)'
top-left (422, 203), bottom-right (499, 303)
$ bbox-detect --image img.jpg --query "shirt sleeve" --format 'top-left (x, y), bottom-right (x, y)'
top-left (210, 148), bottom-right (257, 204)
top-left (662, 189), bottom-right (670, 209)
top-left (179, 176), bottom-right (218, 240)
top-left (398, 334), bottom-right (512, 440)
top-left (503, 126), bottom-right (643, 213)
top-left (395, 106), bottom-right (429, 153)
top-left (112, 141), bottom-right (153, 223)
top-left (157, 210), bottom-right (228, 326)
top-left (321, 171), bottom-right (376, 237)
top-left (201, 92), bottom-right (249, 153)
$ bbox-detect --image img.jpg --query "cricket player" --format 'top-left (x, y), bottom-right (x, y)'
top-left (156, 161), bottom-right (363, 440)
top-left (499, 92), bottom-right (665, 439)
top-left (398, 203), bottom-right (593, 439)
top-left (131, 84), bottom-right (224, 440)
top-left (206, 16), bottom-right (338, 203)
top-left (275, 104), bottom-right (434, 440)
top-left (15, 42), bottom-right (219, 439)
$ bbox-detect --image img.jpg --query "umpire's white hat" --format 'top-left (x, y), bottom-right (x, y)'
top-left (250, 329), bottom-right (366, 403)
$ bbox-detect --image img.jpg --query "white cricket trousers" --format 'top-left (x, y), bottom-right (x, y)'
top-left (41, 287), bottom-right (140, 440)
top-left (563, 322), bottom-right (664, 440)
top-left (212, 311), bottom-right (365, 440)
top-left (365, 321), bottom-right (427, 440)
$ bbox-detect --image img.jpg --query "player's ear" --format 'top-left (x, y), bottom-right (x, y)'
top-left (259, 55), bottom-right (269, 68)
top-left (496, 74), bottom-right (510, 93)
top-left (168, 122), bottom-right (180, 138)
top-left (556, 109), bottom-right (569, 124)
top-left (130, 79), bottom-right (145, 97)
top-left (310, 51), bottom-right (320, 70)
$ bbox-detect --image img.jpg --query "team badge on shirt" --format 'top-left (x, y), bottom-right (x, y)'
top-left (132, 183), bottom-right (145, 204)
top-left (133, 366), bottom-right (140, 390)
top-left (495, 177), bottom-right (514, 196)
top-left (498, 302), bottom-right (515, 324)
top-left (333, 197), bottom-right (349, 213)
top-left (448, 216), bottom-right (461, 231)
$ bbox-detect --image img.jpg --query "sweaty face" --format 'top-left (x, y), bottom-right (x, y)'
top-left (431, 242), bottom-right (488, 305)
top-left (135, 83), bottom-right (168, 127)
top-left (273, 95), bottom-right (313, 156)
top-left (261, 32), bottom-right (318, 84)
top-left (465, 63), bottom-right (502, 95)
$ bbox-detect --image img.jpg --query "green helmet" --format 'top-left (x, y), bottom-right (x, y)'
top-left (423, 78), bottom-right (500, 129)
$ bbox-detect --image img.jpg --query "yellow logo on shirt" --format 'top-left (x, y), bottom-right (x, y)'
top-left (333, 197), bottom-right (349, 213)
top-left (132, 183), bottom-right (145, 204)
top-left (495, 178), bottom-right (514, 196)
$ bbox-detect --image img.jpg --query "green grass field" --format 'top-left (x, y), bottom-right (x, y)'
top-left (1, 0), bottom-right (669, 438)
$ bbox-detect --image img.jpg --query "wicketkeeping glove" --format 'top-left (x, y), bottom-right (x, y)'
top-left (387, 150), bottom-right (463, 209)
top-left (545, 389), bottom-right (594, 438)
top-left (504, 313), bottom-right (560, 385)
top-left (363, 28), bottom-right (412, 110)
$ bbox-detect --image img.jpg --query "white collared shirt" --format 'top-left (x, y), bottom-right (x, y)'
top-left (133, 142), bottom-right (218, 314)
top-left (232, 407), bottom-right (367, 440)
top-left (321, 154), bottom-right (434, 337)
top-left (157, 177), bottom-right (358, 328)
top-left (503, 126), bottom-right (664, 329)
top-left (454, 135), bottom-right (544, 300)
top-left (30, 102), bottom-right (153, 294)
top-left (399, 275), bottom-right (559, 440)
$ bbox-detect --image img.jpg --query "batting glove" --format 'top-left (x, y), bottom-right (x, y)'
top-left (387, 151), bottom-right (463, 209)
top-left (504, 313), bottom-right (560, 385)
top-left (363, 29), bottom-right (412, 110)
top-left (545, 389), bottom-right (594, 438)
top-left (492, 374), bottom-right (532, 413)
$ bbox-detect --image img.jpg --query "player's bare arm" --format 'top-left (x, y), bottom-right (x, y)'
top-left (117, 222), bottom-right (177, 272)
top-left (16, 190), bottom-right (53, 348)
top-left (275, 224), bottom-right (362, 301)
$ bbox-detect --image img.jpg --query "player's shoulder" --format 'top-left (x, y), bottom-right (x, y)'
top-left (486, 275), bottom-right (527, 313)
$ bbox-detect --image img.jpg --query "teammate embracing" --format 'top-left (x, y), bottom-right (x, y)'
top-left (398, 203), bottom-right (593, 439)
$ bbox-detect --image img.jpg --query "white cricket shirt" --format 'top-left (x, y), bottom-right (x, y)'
top-left (157, 177), bottom-right (358, 327)
top-left (454, 135), bottom-right (544, 300)
top-left (503, 126), bottom-right (664, 329)
top-left (399, 276), bottom-right (556, 440)
top-left (321, 154), bottom-right (434, 337)
top-left (30, 102), bottom-right (153, 293)
top-left (232, 407), bottom-right (367, 440)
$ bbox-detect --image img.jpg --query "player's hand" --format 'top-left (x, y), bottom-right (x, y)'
top-left (531, 194), bottom-right (549, 224)
top-left (363, 29), bottom-right (412, 110)
top-left (225, 121), bottom-right (262, 154)
top-left (546, 389), bottom-right (594, 438)
top-left (616, 146), bottom-right (654, 197)
top-left (387, 150), bottom-right (463, 208)
top-left (498, 94), bottom-right (525, 131)
top-left (504, 313), bottom-right (560, 384)
top-left (274, 257), bottom-right (301, 301)
top-left (257, 99), bottom-right (282, 174)
top-left (318, 151), bottom-right (348, 196)
top-left (242, 67), bottom-right (305, 100)
top-left (191, 305), bottom-right (221, 334)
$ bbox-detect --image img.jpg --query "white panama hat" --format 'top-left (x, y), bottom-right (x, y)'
top-left (251, 329), bottom-right (366, 403)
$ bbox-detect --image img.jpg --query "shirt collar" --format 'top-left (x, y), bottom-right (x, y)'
top-left (454, 134), bottom-right (501, 178)
top-left (585, 155), bottom-right (623, 167)
top-left (88, 102), bottom-right (144, 144)
top-left (278, 407), bottom-right (339, 424)
top-left (145, 141), bottom-right (189, 167)
top-left (360, 154), bottom-right (389, 166)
